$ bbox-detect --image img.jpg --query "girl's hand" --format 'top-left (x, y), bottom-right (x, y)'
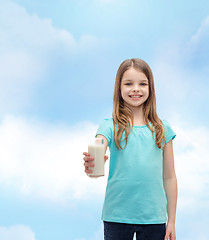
top-left (83, 152), bottom-right (108, 177)
top-left (164, 221), bottom-right (176, 240)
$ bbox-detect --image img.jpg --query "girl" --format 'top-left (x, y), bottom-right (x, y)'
top-left (83, 58), bottom-right (177, 240)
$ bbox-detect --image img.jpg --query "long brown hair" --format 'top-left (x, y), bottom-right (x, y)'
top-left (112, 58), bottom-right (166, 150)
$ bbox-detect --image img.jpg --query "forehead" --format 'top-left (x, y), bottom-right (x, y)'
top-left (121, 68), bottom-right (148, 81)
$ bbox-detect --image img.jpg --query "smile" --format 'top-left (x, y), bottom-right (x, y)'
top-left (129, 95), bottom-right (142, 99)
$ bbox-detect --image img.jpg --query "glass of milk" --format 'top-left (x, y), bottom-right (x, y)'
top-left (88, 138), bottom-right (105, 177)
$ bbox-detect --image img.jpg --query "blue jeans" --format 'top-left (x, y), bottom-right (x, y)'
top-left (104, 221), bottom-right (166, 240)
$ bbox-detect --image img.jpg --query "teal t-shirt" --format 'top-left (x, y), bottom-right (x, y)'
top-left (95, 118), bottom-right (176, 224)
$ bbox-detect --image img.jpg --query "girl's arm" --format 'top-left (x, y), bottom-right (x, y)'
top-left (163, 139), bottom-right (177, 239)
top-left (163, 139), bottom-right (178, 223)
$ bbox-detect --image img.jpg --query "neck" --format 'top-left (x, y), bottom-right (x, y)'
top-left (127, 104), bottom-right (146, 125)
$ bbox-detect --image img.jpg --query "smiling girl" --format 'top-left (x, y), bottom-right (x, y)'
top-left (83, 58), bottom-right (177, 240)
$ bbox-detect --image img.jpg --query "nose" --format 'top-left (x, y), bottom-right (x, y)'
top-left (132, 84), bottom-right (140, 92)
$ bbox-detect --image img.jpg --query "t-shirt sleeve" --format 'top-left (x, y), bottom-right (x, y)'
top-left (163, 119), bottom-right (176, 144)
top-left (95, 118), bottom-right (112, 147)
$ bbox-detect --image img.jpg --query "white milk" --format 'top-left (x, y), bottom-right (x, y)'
top-left (88, 138), bottom-right (105, 177)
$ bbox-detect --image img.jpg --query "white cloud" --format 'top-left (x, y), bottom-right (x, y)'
top-left (0, 114), bottom-right (108, 204)
top-left (0, 0), bottom-right (71, 112)
top-left (0, 0), bottom-right (76, 52)
top-left (0, 115), bottom-right (209, 239)
top-left (0, 113), bottom-right (208, 214)
top-left (0, 0), bottom-right (109, 67)
top-left (0, 225), bottom-right (36, 240)
top-left (0, 0), bottom-right (109, 113)
top-left (173, 122), bottom-right (209, 212)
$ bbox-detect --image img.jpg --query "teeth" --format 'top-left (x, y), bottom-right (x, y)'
top-left (130, 96), bottom-right (141, 98)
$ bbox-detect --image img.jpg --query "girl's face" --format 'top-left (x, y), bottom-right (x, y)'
top-left (120, 67), bottom-right (149, 109)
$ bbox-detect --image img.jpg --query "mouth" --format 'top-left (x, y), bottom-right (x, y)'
top-left (129, 95), bottom-right (142, 99)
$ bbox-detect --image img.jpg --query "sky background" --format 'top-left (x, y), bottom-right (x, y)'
top-left (0, 0), bottom-right (209, 239)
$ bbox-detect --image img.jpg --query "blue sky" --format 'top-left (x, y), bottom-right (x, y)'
top-left (0, 0), bottom-right (209, 239)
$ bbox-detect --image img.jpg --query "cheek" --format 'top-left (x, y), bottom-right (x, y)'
top-left (146, 86), bottom-right (149, 95)
top-left (121, 86), bottom-right (126, 95)
top-left (122, 86), bottom-right (128, 92)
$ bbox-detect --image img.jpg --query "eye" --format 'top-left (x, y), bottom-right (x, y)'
top-left (124, 82), bottom-right (148, 86)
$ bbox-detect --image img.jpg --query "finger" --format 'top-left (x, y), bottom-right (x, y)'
top-left (83, 156), bottom-right (94, 162)
top-left (85, 166), bottom-right (93, 174)
top-left (84, 162), bottom-right (95, 167)
top-left (164, 232), bottom-right (169, 240)
top-left (104, 155), bottom-right (109, 162)
top-left (84, 152), bottom-right (92, 156)
top-left (83, 152), bottom-right (90, 156)
top-left (164, 234), bottom-right (170, 240)
top-left (171, 232), bottom-right (176, 240)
